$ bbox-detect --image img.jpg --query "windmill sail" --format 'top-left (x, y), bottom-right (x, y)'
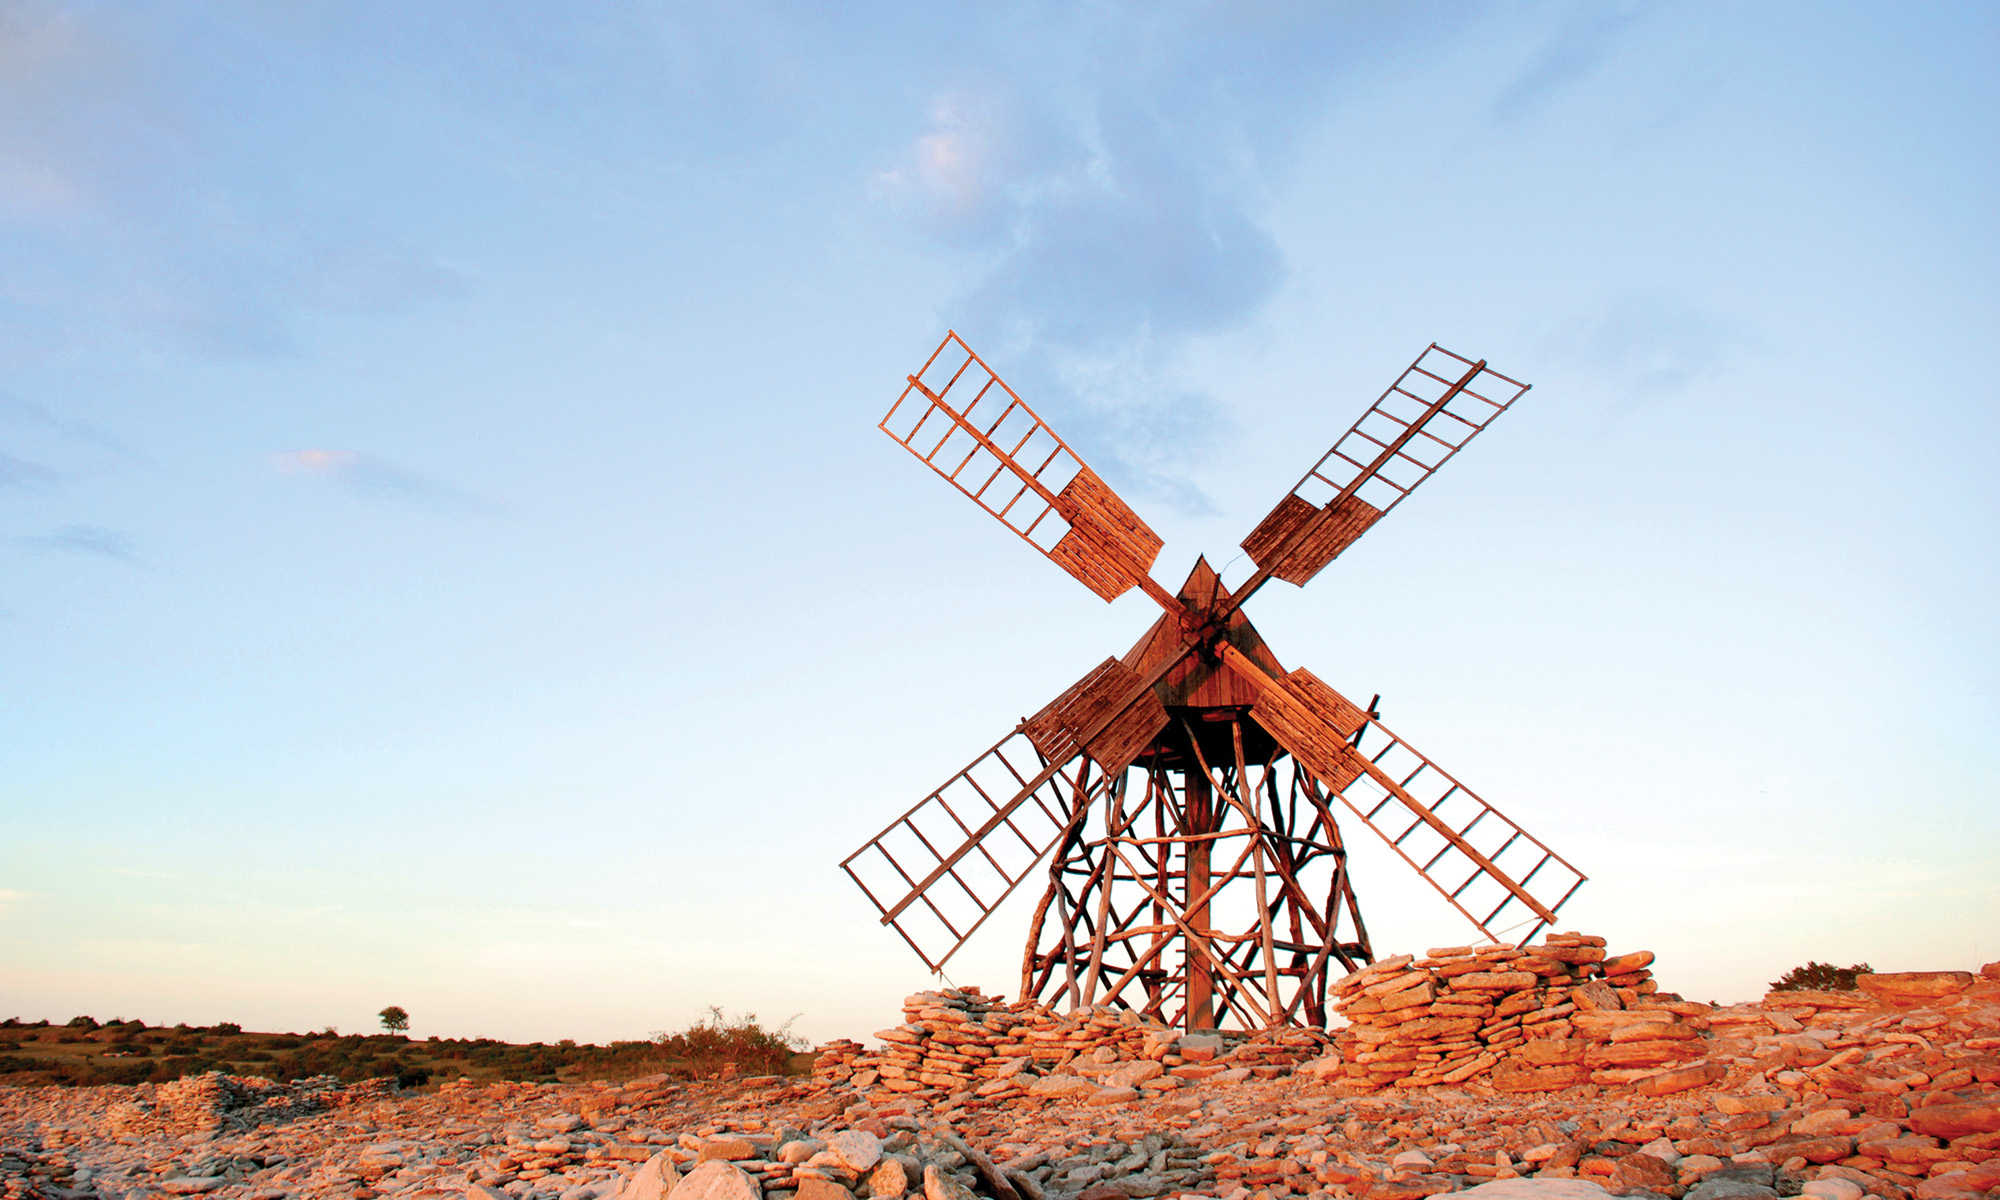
top-left (842, 727), bottom-right (1100, 973)
top-left (880, 332), bottom-right (1163, 602)
top-left (841, 656), bottom-right (1172, 972)
top-left (1241, 345), bottom-right (1529, 589)
top-left (1218, 645), bottom-right (1584, 946)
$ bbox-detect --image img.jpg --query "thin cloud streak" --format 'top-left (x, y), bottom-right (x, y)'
top-left (1491, 2), bottom-right (1647, 121)
top-left (13, 524), bottom-right (136, 561)
top-left (270, 448), bottom-right (489, 513)
top-left (0, 450), bottom-right (60, 490)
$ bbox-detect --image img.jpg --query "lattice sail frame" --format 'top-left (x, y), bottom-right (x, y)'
top-left (880, 332), bottom-right (1164, 601)
top-left (842, 728), bottom-right (1106, 973)
top-left (1323, 714), bottom-right (1586, 946)
top-left (1242, 345), bottom-right (1530, 588)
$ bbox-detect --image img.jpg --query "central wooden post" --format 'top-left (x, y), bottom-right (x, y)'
top-left (1183, 766), bottom-right (1216, 1032)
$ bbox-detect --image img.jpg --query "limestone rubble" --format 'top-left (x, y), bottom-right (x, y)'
top-left (4, 945), bottom-right (1997, 1200)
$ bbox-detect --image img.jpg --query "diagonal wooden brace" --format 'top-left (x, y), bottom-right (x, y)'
top-left (1214, 642), bottom-right (1557, 929)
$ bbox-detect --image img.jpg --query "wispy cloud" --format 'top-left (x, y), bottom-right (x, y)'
top-left (0, 889), bottom-right (26, 917)
top-left (0, 391), bottom-right (137, 459)
top-left (870, 8), bottom-right (1446, 514)
top-left (0, 4), bottom-right (465, 365)
top-left (1544, 291), bottom-right (1758, 406)
top-left (1491, 2), bottom-right (1647, 121)
top-left (14, 524), bottom-right (137, 561)
top-left (863, 8), bottom-right (1496, 515)
top-left (271, 448), bottom-right (487, 513)
top-left (0, 450), bottom-right (60, 490)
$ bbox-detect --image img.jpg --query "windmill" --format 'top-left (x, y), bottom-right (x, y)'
top-left (842, 333), bottom-right (1586, 1032)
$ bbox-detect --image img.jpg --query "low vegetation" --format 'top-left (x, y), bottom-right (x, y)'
top-left (0, 1011), bottom-right (815, 1089)
top-left (1768, 960), bottom-right (1873, 992)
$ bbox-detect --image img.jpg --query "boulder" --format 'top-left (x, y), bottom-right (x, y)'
top-left (1637, 1062), bottom-right (1726, 1096)
top-left (825, 1130), bottom-right (883, 1173)
top-left (1602, 952), bottom-right (1656, 974)
top-left (1610, 1151), bottom-right (1676, 1194)
top-left (1791, 1110), bottom-right (1851, 1136)
top-left (1913, 1168), bottom-right (2000, 1200)
top-left (1714, 1095), bottom-right (1787, 1115)
top-left (1854, 972), bottom-right (1974, 1004)
top-left (925, 1164), bottom-right (979, 1200)
top-left (698, 1138), bottom-right (756, 1162)
top-left (1516, 1040), bottom-right (1586, 1066)
top-left (1908, 1099), bottom-right (2000, 1139)
top-left (868, 1159), bottom-right (913, 1200)
top-left (1774, 1138), bottom-right (1852, 1164)
top-left (778, 1141), bottom-right (823, 1166)
top-left (1458, 1181), bottom-right (1615, 1200)
top-left (1455, 971), bottom-right (1540, 992)
top-left (1636, 1139), bottom-right (1680, 1166)
top-left (1685, 1184), bottom-right (1777, 1200)
top-left (1105, 1060), bottom-right (1163, 1088)
top-left (794, 1180), bottom-right (850, 1200)
top-left (1573, 981), bottom-right (1624, 1012)
top-left (672, 1163), bottom-right (760, 1200)
top-left (619, 1152), bottom-right (682, 1200)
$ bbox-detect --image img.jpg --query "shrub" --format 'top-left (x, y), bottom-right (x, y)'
top-left (66, 1016), bottom-right (99, 1030)
top-left (211, 1023), bottom-right (242, 1036)
top-left (1770, 961), bottom-right (1872, 992)
top-left (650, 1008), bottom-right (807, 1078)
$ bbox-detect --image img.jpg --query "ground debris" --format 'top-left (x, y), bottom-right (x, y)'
top-left (4, 953), bottom-right (1996, 1200)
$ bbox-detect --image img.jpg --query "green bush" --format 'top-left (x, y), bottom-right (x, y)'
top-left (1770, 961), bottom-right (1872, 992)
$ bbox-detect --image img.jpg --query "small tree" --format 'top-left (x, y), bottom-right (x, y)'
top-left (379, 1006), bottom-right (410, 1034)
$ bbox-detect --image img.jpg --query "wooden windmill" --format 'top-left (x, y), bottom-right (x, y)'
top-left (843, 333), bottom-right (1586, 1032)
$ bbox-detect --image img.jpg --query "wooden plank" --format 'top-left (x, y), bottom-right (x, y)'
top-left (1046, 468), bottom-right (1165, 600)
top-left (1023, 657), bottom-right (1170, 777)
top-left (1240, 493), bottom-right (1384, 587)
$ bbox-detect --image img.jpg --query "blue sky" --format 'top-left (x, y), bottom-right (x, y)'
top-left (2, 1), bottom-right (1995, 1043)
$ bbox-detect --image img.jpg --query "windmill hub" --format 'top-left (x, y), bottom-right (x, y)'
top-left (845, 334), bottom-right (1587, 1033)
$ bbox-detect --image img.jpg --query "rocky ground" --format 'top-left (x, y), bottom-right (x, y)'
top-left (4, 950), bottom-right (1996, 1200)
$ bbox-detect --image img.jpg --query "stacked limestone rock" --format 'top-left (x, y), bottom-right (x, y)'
top-left (105, 1071), bottom-right (359, 1136)
top-left (809, 1041), bottom-right (866, 1089)
top-left (1328, 933), bottom-right (1714, 1094)
top-left (811, 988), bottom-right (1329, 1107)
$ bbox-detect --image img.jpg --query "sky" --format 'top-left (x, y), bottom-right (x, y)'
top-left (2, 1), bottom-right (1995, 1046)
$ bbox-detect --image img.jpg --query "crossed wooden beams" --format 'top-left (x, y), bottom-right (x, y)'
top-left (1021, 714), bottom-right (1373, 1031)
